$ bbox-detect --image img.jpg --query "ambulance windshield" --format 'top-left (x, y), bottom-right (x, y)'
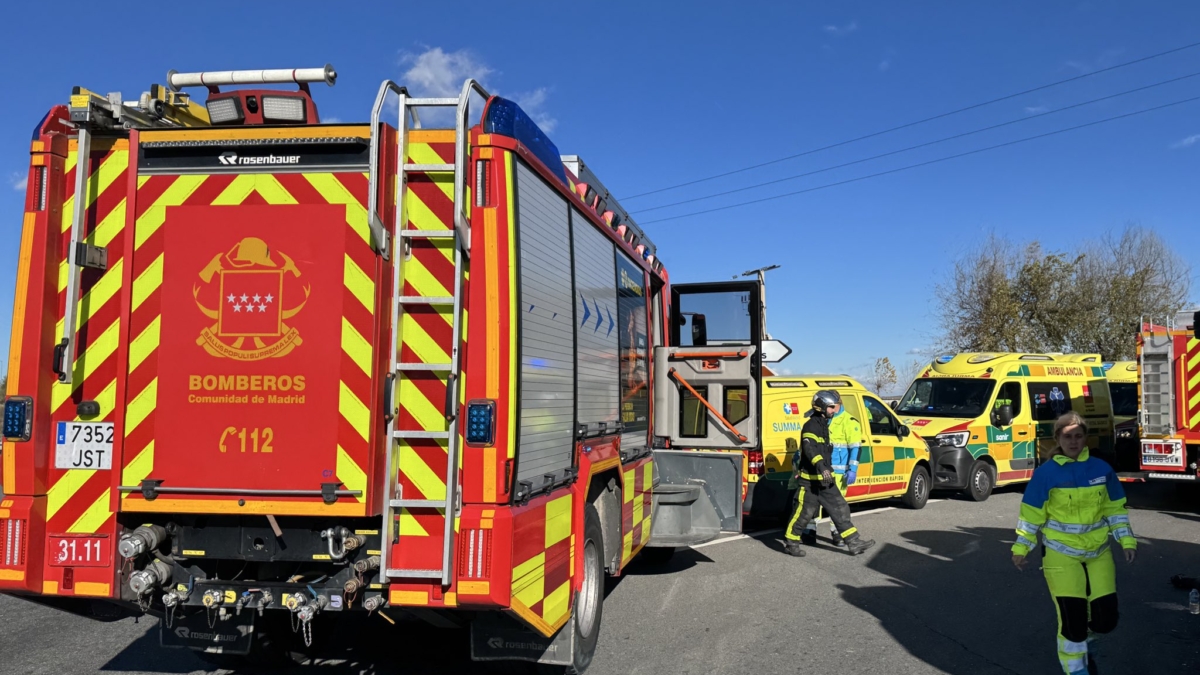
top-left (896, 378), bottom-right (997, 418)
top-left (1109, 382), bottom-right (1137, 417)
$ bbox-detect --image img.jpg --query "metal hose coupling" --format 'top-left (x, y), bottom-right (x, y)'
top-left (320, 526), bottom-right (354, 560)
top-left (129, 559), bottom-right (172, 597)
top-left (118, 525), bottom-right (167, 559)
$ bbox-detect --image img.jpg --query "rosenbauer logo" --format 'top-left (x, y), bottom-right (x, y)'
top-left (218, 151), bottom-right (301, 166)
top-left (192, 237), bottom-right (310, 361)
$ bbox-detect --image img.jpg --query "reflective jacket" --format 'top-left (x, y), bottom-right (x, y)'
top-left (796, 415), bottom-right (834, 481)
top-left (1012, 448), bottom-right (1136, 559)
top-left (828, 411), bottom-right (862, 475)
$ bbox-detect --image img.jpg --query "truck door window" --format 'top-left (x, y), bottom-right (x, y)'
top-left (997, 382), bottom-right (1023, 417)
top-left (674, 290), bottom-right (753, 347)
top-left (863, 396), bottom-right (898, 436)
top-left (724, 386), bottom-right (749, 426)
top-left (1028, 382), bottom-right (1071, 421)
top-left (680, 386), bottom-right (709, 438)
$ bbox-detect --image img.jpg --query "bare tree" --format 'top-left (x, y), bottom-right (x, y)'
top-left (869, 357), bottom-right (897, 395)
top-left (894, 359), bottom-right (926, 396)
top-left (934, 225), bottom-right (1191, 360)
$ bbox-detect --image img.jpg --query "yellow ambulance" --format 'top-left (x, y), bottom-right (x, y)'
top-left (747, 375), bottom-right (932, 520)
top-left (894, 353), bottom-right (1115, 501)
top-left (1104, 360), bottom-right (1139, 471)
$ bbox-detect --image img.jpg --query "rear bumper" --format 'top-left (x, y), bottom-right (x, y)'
top-left (1118, 470), bottom-right (1198, 482)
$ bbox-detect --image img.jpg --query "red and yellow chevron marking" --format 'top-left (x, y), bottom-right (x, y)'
top-left (43, 139), bottom-right (130, 540)
top-left (390, 130), bottom-right (467, 570)
top-left (120, 168), bottom-right (376, 516)
top-left (508, 491), bottom-right (574, 637)
top-left (620, 458), bottom-right (654, 567)
top-left (1182, 337), bottom-right (1200, 432)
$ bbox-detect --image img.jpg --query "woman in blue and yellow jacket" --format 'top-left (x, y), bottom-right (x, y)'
top-left (1011, 411), bottom-right (1137, 675)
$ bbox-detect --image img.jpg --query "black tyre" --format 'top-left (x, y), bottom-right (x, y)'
top-left (569, 503), bottom-right (605, 673)
top-left (901, 465), bottom-right (930, 510)
top-left (964, 460), bottom-right (995, 502)
top-left (639, 546), bottom-right (676, 565)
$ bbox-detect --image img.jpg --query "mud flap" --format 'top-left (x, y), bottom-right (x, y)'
top-left (470, 611), bottom-right (574, 666)
top-left (160, 608), bottom-right (255, 655)
top-left (647, 449), bottom-right (743, 547)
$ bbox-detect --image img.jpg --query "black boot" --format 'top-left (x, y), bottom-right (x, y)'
top-left (800, 530), bottom-right (818, 546)
top-left (831, 530), bottom-right (846, 548)
top-left (784, 541), bottom-right (807, 557)
top-left (1087, 656), bottom-right (1099, 675)
top-left (846, 537), bottom-right (876, 556)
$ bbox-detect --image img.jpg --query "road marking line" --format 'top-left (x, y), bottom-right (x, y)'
top-left (690, 499), bottom-right (945, 550)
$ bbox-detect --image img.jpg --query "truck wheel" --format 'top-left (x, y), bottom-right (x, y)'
top-left (964, 461), bottom-right (994, 502)
top-left (901, 466), bottom-right (930, 510)
top-left (568, 503), bottom-right (605, 674)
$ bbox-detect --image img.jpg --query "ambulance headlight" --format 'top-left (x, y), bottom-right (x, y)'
top-left (934, 431), bottom-right (969, 448)
top-left (261, 95), bottom-right (307, 123)
top-left (205, 95), bottom-right (244, 125)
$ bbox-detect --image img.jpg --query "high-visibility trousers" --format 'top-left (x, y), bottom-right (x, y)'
top-left (1043, 546), bottom-right (1119, 675)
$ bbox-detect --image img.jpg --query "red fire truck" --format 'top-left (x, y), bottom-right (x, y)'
top-left (1125, 310), bottom-right (1200, 483)
top-left (0, 66), bottom-right (762, 671)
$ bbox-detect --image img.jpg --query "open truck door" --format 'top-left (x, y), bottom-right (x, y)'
top-left (647, 281), bottom-right (762, 547)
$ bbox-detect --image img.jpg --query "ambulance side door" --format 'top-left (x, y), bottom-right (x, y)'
top-left (992, 381), bottom-right (1036, 479)
top-left (1028, 380), bottom-right (1071, 463)
top-left (861, 394), bottom-right (914, 497)
top-left (839, 394), bottom-right (871, 502)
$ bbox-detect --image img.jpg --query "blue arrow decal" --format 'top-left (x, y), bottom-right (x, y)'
top-left (606, 307), bottom-right (615, 337)
top-left (580, 293), bottom-right (591, 327)
top-left (593, 300), bottom-right (603, 332)
top-left (528, 304), bottom-right (535, 312)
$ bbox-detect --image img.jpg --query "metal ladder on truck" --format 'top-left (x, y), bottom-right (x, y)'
top-left (1139, 316), bottom-right (1176, 439)
top-left (371, 79), bottom-right (489, 586)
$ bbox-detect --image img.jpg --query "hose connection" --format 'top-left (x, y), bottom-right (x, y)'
top-left (118, 525), bottom-right (167, 559)
top-left (128, 559), bottom-right (172, 597)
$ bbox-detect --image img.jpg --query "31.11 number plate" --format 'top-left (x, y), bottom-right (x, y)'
top-left (55, 421), bottom-right (114, 470)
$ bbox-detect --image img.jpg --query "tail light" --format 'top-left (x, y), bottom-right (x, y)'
top-left (2, 516), bottom-right (27, 570)
top-left (747, 450), bottom-right (764, 476)
top-left (457, 527), bottom-right (491, 580)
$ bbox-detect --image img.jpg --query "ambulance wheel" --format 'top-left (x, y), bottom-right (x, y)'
top-left (964, 461), bottom-right (994, 502)
top-left (901, 466), bottom-right (930, 510)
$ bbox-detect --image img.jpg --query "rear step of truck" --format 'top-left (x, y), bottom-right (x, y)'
top-left (380, 83), bottom-right (485, 584)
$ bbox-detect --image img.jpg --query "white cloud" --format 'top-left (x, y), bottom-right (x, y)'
top-left (322, 116), bottom-right (341, 124)
top-left (397, 47), bottom-right (557, 132)
top-left (400, 47), bottom-right (494, 98)
top-left (905, 347), bottom-right (929, 355)
top-left (1025, 105), bottom-right (1048, 114)
top-left (823, 20), bottom-right (858, 36)
top-left (1171, 134), bottom-right (1200, 149)
top-left (10, 172), bottom-right (26, 191)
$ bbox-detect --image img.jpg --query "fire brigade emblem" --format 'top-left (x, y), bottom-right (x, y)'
top-left (192, 237), bottom-right (310, 361)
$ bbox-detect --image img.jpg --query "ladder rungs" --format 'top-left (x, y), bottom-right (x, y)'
top-left (389, 499), bottom-right (447, 509)
top-left (399, 296), bottom-right (454, 305)
top-left (394, 430), bottom-right (450, 439)
top-left (398, 363), bottom-right (453, 371)
top-left (404, 163), bottom-right (454, 172)
top-left (385, 568), bottom-right (443, 579)
top-left (399, 230), bottom-right (456, 239)
top-left (406, 98), bottom-right (458, 107)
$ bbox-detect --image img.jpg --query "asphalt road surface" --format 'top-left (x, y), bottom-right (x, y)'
top-left (2, 483), bottom-right (1198, 675)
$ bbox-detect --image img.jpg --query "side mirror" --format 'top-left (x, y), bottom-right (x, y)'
top-left (690, 313), bottom-right (708, 347)
top-left (889, 400), bottom-right (899, 411)
top-left (992, 404), bottom-right (1014, 428)
top-left (898, 425), bottom-right (910, 439)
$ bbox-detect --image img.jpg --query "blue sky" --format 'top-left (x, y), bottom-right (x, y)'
top-left (1, 1), bottom-right (1198, 391)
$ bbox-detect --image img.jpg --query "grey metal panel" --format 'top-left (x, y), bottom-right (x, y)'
top-left (515, 160), bottom-right (575, 484)
top-left (572, 209), bottom-right (619, 428)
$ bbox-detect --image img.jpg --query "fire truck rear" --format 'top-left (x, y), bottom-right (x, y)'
top-left (0, 66), bottom-right (762, 670)
top-left (1128, 309), bottom-right (1200, 483)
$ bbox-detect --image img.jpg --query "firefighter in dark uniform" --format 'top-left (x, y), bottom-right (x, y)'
top-left (783, 390), bottom-right (877, 557)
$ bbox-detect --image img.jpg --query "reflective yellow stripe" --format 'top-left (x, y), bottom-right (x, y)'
top-left (399, 374), bottom-right (448, 432)
top-left (56, 258), bottom-right (125, 337)
top-left (61, 149), bottom-right (128, 233)
top-left (67, 489), bottom-right (112, 533)
top-left (57, 201), bottom-right (127, 292)
top-left (802, 433), bottom-right (822, 442)
top-left (51, 320), bottom-right (121, 411)
top-left (340, 318), bottom-right (372, 377)
top-left (305, 174), bottom-right (370, 244)
top-left (544, 494), bottom-right (572, 548)
top-left (406, 144), bottom-right (455, 200)
top-left (811, 455), bottom-right (824, 464)
top-left (121, 441), bottom-right (154, 498)
top-left (338, 381), bottom-right (370, 442)
top-left (336, 446), bottom-right (367, 503)
top-left (128, 316), bottom-right (160, 373)
top-left (398, 443), bottom-right (447, 499)
top-left (840, 526), bottom-right (858, 538)
top-left (405, 191), bottom-right (454, 262)
top-left (47, 469), bottom-right (95, 520)
top-left (211, 174), bottom-right (297, 206)
top-left (399, 508), bottom-right (431, 536)
top-left (131, 254), bottom-right (163, 312)
top-left (125, 378), bottom-right (158, 435)
top-left (343, 254), bottom-right (374, 312)
top-left (135, 176), bottom-right (207, 249)
top-left (404, 255), bottom-right (453, 300)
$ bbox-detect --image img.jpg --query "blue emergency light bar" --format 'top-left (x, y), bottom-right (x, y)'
top-left (483, 97), bottom-right (568, 187)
